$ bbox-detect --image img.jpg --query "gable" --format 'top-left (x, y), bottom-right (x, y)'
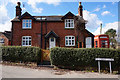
top-left (61, 11), bottom-right (75, 20)
top-left (19, 12), bottom-right (35, 20)
top-left (45, 31), bottom-right (59, 39)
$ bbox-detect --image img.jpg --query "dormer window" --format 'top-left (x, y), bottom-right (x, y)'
top-left (65, 19), bottom-right (74, 28)
top-left (22, 19), bottom-right (32, 29)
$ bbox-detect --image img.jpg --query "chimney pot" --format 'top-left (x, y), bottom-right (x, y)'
top-left (17, 2), bottom-right (21, 6)
top-left (78, 2), bottom-right (83, 17)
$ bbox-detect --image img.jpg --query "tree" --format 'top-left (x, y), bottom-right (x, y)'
top-left (105, 29), bottom-right (117, 49)
top-left (74, 16), bottom-right (87, 48)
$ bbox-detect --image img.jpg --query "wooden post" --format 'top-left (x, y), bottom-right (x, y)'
top-left (78, 42), bottom-right (79, 48)
top-left (98, 61), bottom-right (100, 73)
top-left (82, 42), bottom-right (84, 48)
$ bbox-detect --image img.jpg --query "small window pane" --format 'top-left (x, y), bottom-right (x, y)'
top-left (23, 37), bottom-right (25, 39)
top-left (26, 20), bottom-right (28, 22)
top-left (29, 20), bottom-right (32, 22)
top-left (29, 37), bottom-right (31, 39)
top-left (23, 20), bottom-right (25, 22)
top-left (51, 38), bottom-right (54, 42)
top-left (66, 37), bottom-right (68, 39)
top-left (29, 41), bottom-right (31, 45)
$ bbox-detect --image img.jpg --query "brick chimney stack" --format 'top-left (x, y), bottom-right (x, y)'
top-left (16, 2), bottom-right (22, 17)
top-left (78, 2), bottom-right (83, 17)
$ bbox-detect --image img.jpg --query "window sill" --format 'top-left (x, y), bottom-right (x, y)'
top-left (22, 45), bottom-right (31, 46)
top-left (22, 28), bottom-right (32, 30)
top-left (65, 45), bottom-right (75, 47)
top-left (64, 28), bottom-right (74, 30)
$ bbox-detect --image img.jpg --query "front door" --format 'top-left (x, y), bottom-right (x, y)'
top-left (49, 37), bottom-right (56, 49)
top-left (86, 37), bottom-right (92, 48)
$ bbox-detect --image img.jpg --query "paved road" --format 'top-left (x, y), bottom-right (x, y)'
top-left (1, 65), bottom-right (119, 78)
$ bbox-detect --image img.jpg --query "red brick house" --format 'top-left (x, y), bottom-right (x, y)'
top-left (11, 2), bottom-right (94, 49)
top-left (0, 31), bottom-right (11, 46)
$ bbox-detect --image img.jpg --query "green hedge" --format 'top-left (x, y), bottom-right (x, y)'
top-left (50, 47), bottom-right (120, 70)
top-left (1, 46), bottom-right (41, 63)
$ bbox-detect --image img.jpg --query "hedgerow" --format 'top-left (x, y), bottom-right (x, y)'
top-left (1, 46), bottom-right (41, 63)
top-left (50, 47), bottom-right (120, 70)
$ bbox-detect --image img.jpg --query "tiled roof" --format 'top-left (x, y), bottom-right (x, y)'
top-left (85, 29), bottom-right (94, 37)
top-left (11, 11), bottom-right (85, 22)
top-left (2, 31), bottom-right (12, 40)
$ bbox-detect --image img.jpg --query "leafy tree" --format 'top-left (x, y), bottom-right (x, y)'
top-left (74, 16), bottom-right (87, 47)
top-left (105, 29), bottom-right (117, 49)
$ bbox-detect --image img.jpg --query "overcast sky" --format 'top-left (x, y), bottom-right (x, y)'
top-left (0, 0), bottom-right (119, 36)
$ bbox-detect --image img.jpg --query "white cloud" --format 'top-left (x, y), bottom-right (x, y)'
top-left (0, 5), bottom-right (10, 24)
top-left (83, 10), bottom-right (102, 31)
top-left (27, 0), bottom-right (61, 13)
top-left (112, 2), bottom-right (115, 5)
top-left (94, 22), bottom-right (118, 35)
top-left (103, 5), bottom-right (106, 8)
top-left (33, 8), bottom-right (43, 14)
top-left (93, 8), bottom-right (100, 12)
top-left (0, 21), bottom-right (11, 32)
top-left (101, 11), bottom-right (110, 16)
top-left (0, 5), bottom-right (11, 32)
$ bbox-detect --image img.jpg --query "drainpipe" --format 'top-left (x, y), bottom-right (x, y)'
top-left (11, 22), bottom-right (13, 45)
top-left (41, 17), bottom-right (43, 48)
top-left (45, 19), bottom-right (47, 49)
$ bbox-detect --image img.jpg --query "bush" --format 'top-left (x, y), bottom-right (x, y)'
top-left (50, 47), bottom-right (120, 70)
top-left (1, 46), bottom-right (41, 63)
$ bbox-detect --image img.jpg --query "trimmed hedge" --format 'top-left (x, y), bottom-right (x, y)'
top-left (50, 47), bottom-right (120, 70)
top-left (1, 46), bottom-right (41, 63)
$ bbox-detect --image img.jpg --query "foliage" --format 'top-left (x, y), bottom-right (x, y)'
top-left (50, 47), bottom-right (120, 70)
top-left (1, 46), bottom-right (41, 63)
top-left (105, 28), bottom-right (117, 49)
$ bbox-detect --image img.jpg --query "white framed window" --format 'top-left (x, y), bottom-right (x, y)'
top-left (0, 38), bottom-right (4, 43)
top-left (65, 36), bottom-right (75, 46)
top-left (22, 36), bottom-right (32, 46)
top-left (65, 19), bottom-right (74, 28)
top-left (22, 19), bottom-right (32, 29)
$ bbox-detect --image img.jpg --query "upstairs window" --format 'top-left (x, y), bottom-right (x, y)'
top-left (65, 36), bottom-right (75, 46)
top-left (65, 19), bottom-right (74, 28)
top-left (22, 36), bottom-right (31, 46)
top-left (22, 19), bottom-right (32, 29)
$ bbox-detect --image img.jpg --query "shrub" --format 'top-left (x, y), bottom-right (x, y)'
top-left (50, 47), bottom-right (120, 70)
top-left (1, 46), bottom-right (41, 63)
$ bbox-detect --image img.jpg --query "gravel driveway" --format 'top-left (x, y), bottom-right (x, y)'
top-left (1, 64), bottom-right (119, 78)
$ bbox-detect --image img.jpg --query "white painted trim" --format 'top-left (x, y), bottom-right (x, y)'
top-left (100, 36), bottom-right (107, 38)
top-left (22, 36), bottom-right (32, 46)
top-left (65, 36), bottom-right (75, 46)
top-left (65, 19), bottom-right (74, 28)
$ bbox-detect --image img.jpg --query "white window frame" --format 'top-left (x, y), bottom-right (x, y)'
top-left (22, 19), bottom-right (32, 29)
top-left (0, 38), bottom-right (4, 43)
top-left (65, 36), bottom-right (75, 46)
top-left (65, 19), bottom-right (74, 28)
top-left (22, 36), bottom-right (32, 46)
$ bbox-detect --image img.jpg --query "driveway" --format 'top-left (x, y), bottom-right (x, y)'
top-left (1, 64), bottom-right (119, 78)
